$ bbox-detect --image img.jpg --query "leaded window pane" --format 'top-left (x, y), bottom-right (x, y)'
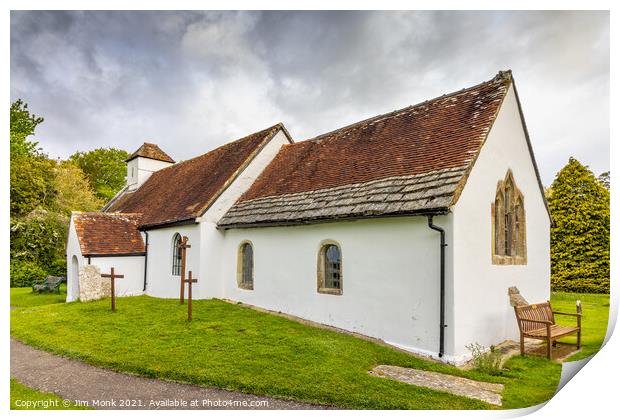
top-left (241, 243), bottom-right (253, 287)
top-left (324, 245), bottom-right (341, 290)
top-left (172, 234), bottom-right (182, 275)
top-left (495, 194), bottom-right (504, 256)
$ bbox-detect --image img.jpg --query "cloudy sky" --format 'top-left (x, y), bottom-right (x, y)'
top-left (11, 11), bottom-right (609, 186)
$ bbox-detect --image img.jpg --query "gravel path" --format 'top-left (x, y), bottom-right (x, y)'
top-left (11, 338), bottom-right (327, 410)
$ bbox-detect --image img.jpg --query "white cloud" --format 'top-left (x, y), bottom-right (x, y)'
top-left (11, 11), bottom-right (609, 184)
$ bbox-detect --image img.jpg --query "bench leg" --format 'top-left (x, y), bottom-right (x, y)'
top-left (577, 330), bottom-right (582, 350)
top-left (547, 339), bottom-right (552, 360)
top-left (520, 334), bottom-right (525, 356)
top-left (552, 340), bottom-right (557, 347)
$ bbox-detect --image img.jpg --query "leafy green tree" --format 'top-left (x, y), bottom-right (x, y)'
top-left (548, 158), bottom-right (610, 293)
top-left (70, 148), bottom-right (129, 201)
top-left (9, 100), bottom-right (105, 284)
top-left (10, 209), bottom-right (68, 270)
top-left (10, 99), bottom-right (56, 218)
top-left (598, 171), bottom-right (610, 190)
top-left (10, 99), bottom-right (43, 158)
top-left (53, 161), bottom-right (104, 215)
top-left (10, 153), bottom-right (57, 218)
top-left (10, 260), bottom-right (47, 287)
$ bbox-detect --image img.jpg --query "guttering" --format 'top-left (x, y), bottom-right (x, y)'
top-left (218, 208), bottom-right (450, 230)
top-left (143, 231), bottom-right (149, 291)
top-left (427, 215), bottom-right (447, 358)
top-left (85, 252), bottom-right (146, 258)
top-left (138, 217), bottom-right (198, 231)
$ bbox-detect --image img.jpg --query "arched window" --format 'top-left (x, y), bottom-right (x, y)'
top-left (318, 241), bottom-right (342, 294)
top-left (237, 241), bottom-right (254, 290)
top-left (492, 170), bottom-right (527, 265)
top-left (172, 233), bottom-right (182, 275)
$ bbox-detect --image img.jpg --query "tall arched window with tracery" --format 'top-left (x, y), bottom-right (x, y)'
top-left (492, 170), bottom-right (527, 265)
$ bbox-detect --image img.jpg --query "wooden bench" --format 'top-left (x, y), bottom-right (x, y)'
top-left (32, 276), bottom-right (64, 294)
top-left (514, 301), bottom-right (581, 359)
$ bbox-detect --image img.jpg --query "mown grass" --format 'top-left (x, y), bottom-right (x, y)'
top-left (550, 291), bottom-right (610, 361)
top-left (10, 295), bottom-right (563, 409)
top-left (10, 284), bottom-right (67, 308)
top-left (10, 378), bottom-right (89, 410)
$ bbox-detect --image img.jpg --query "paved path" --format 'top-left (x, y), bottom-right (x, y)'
top-left (11, 338), bottom-right (327, 410)
top-left (370, 365), bottom-right (503, 406)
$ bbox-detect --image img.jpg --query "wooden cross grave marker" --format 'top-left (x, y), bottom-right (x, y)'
top-left (184, 270), bottom-right (198, 321)
top-left (177, 236), bottom-right (191, 304)
top-left (101, 267), bottom-right (124, 311)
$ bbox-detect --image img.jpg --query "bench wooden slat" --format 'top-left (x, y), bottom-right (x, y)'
top-left (524, 325), bottom-right (580, 339)
top-left (514, 300), bottom-right (581, 359)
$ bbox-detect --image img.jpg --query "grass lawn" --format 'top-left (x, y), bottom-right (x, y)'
top-left (550, 291), bottom-right (610, 361)
top-left (10, 378), bottom-right (89, 410)
top-left (10, 284), bottom-right (67, 308)
top-left (11, 296), bottom-right (562, 410)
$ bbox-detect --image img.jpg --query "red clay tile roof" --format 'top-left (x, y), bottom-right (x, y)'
top-left (246, 74), bottom-right (509, 200)
top-left (219, 72), bottom-right (512, 227)
top-left (107, 124), bottom-right (286, 227)
top-left (73, 212), bottom-right (145, 256)
top-left (126, 142), bottom-right (175, 163)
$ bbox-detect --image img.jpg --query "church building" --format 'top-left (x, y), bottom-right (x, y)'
top-left (66, 70), bottom-right (551, 364)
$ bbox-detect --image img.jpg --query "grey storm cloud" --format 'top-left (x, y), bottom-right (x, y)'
top-left (10, 10), bottom-right (609, 185)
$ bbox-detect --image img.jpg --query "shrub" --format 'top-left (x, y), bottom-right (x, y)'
top-left (48, 258), bottom-right (67, 278)
top-left (466, 343), bottom-right (504, 376)
top-left (548, 158), bottom-right (610, 294)
top-left (10, 209), bottom-right (68, 269)
top-left (10, 260), bottom-right (47, 288)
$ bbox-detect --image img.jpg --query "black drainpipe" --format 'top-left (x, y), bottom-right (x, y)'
top-left (427, 215), bottom-right (447, 358)
top-left (143, 231), bottom-right (149, 291)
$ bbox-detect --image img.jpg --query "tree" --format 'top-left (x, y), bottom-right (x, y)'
top-left (598, 171), bottom-right (610, 190)
top-left (10, 99), bottom-right (56, 218)
top-left (10, 99), bottom-right (43, 158)
top-left (10, 151), bottom-right (57, 218)
top-left (53, 161), bottom-right (104, 215)
top-left (10, 208), bottom-right (68, 270)
top-left (548, 158), bottom-right (610, 293)
top-left (70, 148), bottom-right (129, 201)
top-left (9, 100), bottom-right (105, 284)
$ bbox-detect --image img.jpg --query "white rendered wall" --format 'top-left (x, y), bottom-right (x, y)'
top-left (66, 215), bottom-right (85, 302)
top-left (201, 131), bottom-right (291, 224)
top-left (198, 129), bottom-right (292, 298)
top-left (126, 157), bottom-right (172, 191)
top-left (142, 129), bottom-right (289, 300)
top-left (450, 84), bottom-right (551, 360)
top-left (144, 225), bottom-right (201, 298)
top-left (219, 216), bottom-right (449, 359)
top-left (86, 256), bottom-right (145, 297)
top-left (66, 215), bottom-right (147, 301)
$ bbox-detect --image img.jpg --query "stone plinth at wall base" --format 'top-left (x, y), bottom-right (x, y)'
top-left (78, 265), bottom-right (110, 302)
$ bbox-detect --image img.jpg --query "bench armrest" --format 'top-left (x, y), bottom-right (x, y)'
top-left (553, 311), bottom-right (581, 317)
top-left (518, 318), bottom-right (553, 325)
